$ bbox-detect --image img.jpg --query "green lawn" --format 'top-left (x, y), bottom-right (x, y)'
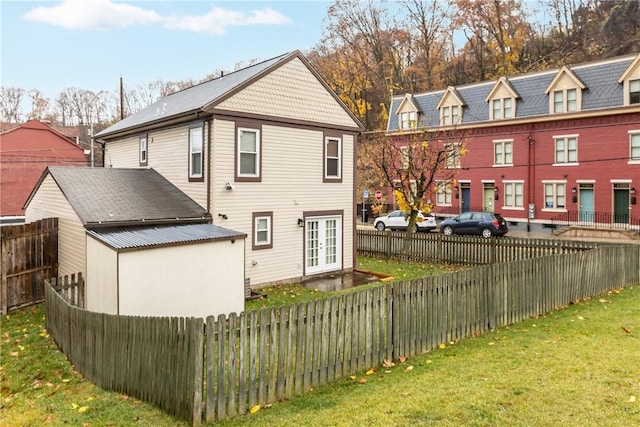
top-left (1, 258), bottom-right (638, 426)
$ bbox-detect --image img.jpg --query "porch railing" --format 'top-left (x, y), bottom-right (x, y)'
top-left (551, 211), bottom-right (640, 231)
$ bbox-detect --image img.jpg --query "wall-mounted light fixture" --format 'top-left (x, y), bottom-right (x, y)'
top-left (632, 187), bottom-right (637, 205)
top-left (494, 186), bottom-right (499, 201)
top-left (297, 218), bottom-right (304, 227)
top-left (572, 187), bottom-right (577, 203)
top-left (218, 213), bottom-right (228, 220)
top-left (224, 182), bottom-right (234, 191)
top-left (454, 185), bottom-right (459, 199)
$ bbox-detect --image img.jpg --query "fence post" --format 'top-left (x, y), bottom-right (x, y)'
top-left (1, 229), bottom-right (7, 315)
top-left (385, 231), bottom-right (391, 260)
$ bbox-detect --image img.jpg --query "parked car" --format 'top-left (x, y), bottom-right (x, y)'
top-left (439, 211), bottom-right (509, 238)
top-left (374, 210), bottom-right (437, 233)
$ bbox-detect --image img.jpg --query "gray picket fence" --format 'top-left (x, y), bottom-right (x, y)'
top-left (44, 241), bottom-right (639, 425)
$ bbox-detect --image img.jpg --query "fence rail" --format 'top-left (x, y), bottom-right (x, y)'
top-left (1, 218), bottom-right (58, 314)
top-left (44, 239), bottom-right (639, 425)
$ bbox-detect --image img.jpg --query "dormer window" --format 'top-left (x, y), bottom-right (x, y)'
top-left (486, 77), bottom-right (519, 121)
top-left (400, 111), bottom-right (417, 129)
top-left (553, 88), bottom-right (577, 113)
top-left (545, 66), bottom-right (586, 114)
top-left (437, 87), bottom-right (465, 126)
top-left (618, 53), bottom-right (640, 105)
top-left (396, 94), bottom-right (422, 131)
top-left (630, 79), bottom-right (640, 104)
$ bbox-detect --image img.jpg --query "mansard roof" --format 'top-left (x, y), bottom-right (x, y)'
top-left (388, 53), bottom-right (639, 131)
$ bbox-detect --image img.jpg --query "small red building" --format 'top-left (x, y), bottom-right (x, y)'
top-left (1, 120), bottom-right (88, 224)
top-left (386, 53), bottom-right (640, 231)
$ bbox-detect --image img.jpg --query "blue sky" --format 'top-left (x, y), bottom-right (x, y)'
top-left (1, 0), bottom-right (331, 102)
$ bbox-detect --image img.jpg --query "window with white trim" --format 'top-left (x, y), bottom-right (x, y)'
top-left (252, 212), bottom-right (272, 250)
top-left (554, 136), bottom-right (578, 164)
top-left (400, 146), bottom-right (409, 169)
top-left (631, 132), bottom-right (640, 161)
top-left (630, 80), bottom-right (640, 105)
top-left (400, 111), bottom-right (417, 129)
top-left (504, 182), bottom-right (524, 208)
top-left (553, 88), bottom-right (577, 113)
top-left (543, 182), bottom-right (566, 209)
top-left (324, 137), bottom-right (341, 180)
top-left (445, 144), bottom-right (461, 169)
top-left (238, 128), bottom-right (260, 178)
top-left (435, 181), bottom-right (452, 206)
top-left (189, 126), bottom-right (203, 179)
top-left (139, 135), bottom-right (147, 166)
top-left (492, 98), bottom-right (513, 120)
top-left (441, 105), bottom-right (460, 125)
top-left (493, 140), bottom-right (513, 166)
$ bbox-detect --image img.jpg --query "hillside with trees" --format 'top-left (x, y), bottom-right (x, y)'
top-left (2, 0), bottom-right (639, 142)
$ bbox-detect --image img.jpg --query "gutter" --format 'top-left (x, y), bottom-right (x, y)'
top-left (84, 216), bottom-right (211, 230)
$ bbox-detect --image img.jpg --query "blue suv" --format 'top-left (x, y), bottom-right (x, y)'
top-left (439, 212), bottom-right (509, 238)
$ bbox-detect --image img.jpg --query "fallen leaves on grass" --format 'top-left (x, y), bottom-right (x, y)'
top-left (250, 405), bottom-right (260, 414)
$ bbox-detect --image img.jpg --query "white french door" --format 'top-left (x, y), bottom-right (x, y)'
top-left (305, 216), bottom-right (342, 275)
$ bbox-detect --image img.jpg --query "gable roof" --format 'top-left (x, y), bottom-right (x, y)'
top-left (96, 50), bottom-right (363, 139)
top-left (25, 166), bottom-right (209, 228)
top-left (388, 53), bottom-right (639, 131)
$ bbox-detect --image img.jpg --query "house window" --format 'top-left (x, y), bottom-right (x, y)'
top-left (554, 136), bottom-right (578, 164)
top-left (631, 80), bottom-right (640, 105)
top-left (441, 105), bottom-right (460, 125)
top-left (252, 212), bottom-right (273, 250)
top-left (189, 125), bottom-right (203, 180)
top-left (493, 140), bottom-right (513, 166)
top-left (400, 146), bottom-right (410, 169)
top-left (436, 181), bottom-right (452, 206)
top-left (491, 98), bottom-right (513, 120)
top-left (445, 144), bottom-right (461, 169)
top-left (139, 135), bottom-right (147, 166)
top-left (504, 182), bottom-right (524, 208)
top-left (543, 182), bottom-right (566, 210)
top-left (553, 88), bottom-right (577, 113)
top-left (324, 136), bottom-right (342, 181)
top-left (238, 127), bottom-right (260, 179)
top-left (400, 111), bottom-right (417, 129)
top-left (631, 132), bottom-right (640, 162)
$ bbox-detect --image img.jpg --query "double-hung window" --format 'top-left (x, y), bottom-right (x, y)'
top-left (189, 125), bottom-right (203, 180)
top-left (554, 136), bottom-right (578, 164)
top-left (543, 182), bottom-right (566, 210)
top-left (441, 105), bottom-right (460, 125)
top-left (503, 182), bottom-right (524, 208)
top-left (630, 80), bottom-right (640, 104)
top-left (252, 212), bottom-right (273, 250)
top-left (630, 132), bottom-right (640, 162)
top-left (445, 144), bottom-right (461, 169)
top-left (400, 111), bottom-right (416, 129)
top-left (324, 136), bottom-right (342, 181)
top-left (139, 134), bottom-right (148, 166)
top-left (553, 88), bottom-right (577, 113)
top-left (435, 181), bottom-right (452, 206)
top-left (493, 140), bottom-right (513, 166)
top-left (492, 98), bottom-right (513, 120)
top-left (237, 127), bottom-right (260, 180)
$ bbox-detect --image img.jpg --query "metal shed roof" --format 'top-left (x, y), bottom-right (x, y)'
top-left (87, 223), bottom-right (246, 251)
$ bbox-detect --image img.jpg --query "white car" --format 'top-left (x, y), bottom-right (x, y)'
top-left (374, 210), bottom-right (437, 233)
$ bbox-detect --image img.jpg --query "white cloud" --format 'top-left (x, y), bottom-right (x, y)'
top-left (164, 7), bottom-right (291, 35)
top-left (24, 0), bottom-right (162, 30)
top-left (24, 1), bottom-right (292, 35)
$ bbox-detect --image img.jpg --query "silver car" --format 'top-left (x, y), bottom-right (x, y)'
top-left (374, 210), bottom-right (437, 233)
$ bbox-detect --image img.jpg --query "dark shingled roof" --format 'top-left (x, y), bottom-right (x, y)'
top-left (388, 54), bottom-right (637, 131)
top-left (34, 166), bottom-right (209, 227)
top-left (87, 223), bottom-right (245, 251)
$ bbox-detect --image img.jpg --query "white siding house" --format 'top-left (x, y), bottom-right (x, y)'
top-left (96, 50), bottom-right (364, 287)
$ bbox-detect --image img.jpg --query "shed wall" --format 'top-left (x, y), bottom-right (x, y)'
top-left (86, 236), bottom-right (119, 314)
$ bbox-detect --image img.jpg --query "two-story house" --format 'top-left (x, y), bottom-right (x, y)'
top-left (386, 53), bottom-right (640, 231)
top-left (95, 50), bottom-right (364, 287)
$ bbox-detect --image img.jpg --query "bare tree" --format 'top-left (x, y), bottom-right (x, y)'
top-left (0, 86), bottom-right (26, 122)
top-left (28, 89), bottom-right (50, 120)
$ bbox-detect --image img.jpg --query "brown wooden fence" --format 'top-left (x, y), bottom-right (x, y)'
top-left (357, 229), bottom-right (597, 264)
top-left (44, 242), bottom-right (640, 425)
top-left (1, 218), bottom-right (58, 314)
